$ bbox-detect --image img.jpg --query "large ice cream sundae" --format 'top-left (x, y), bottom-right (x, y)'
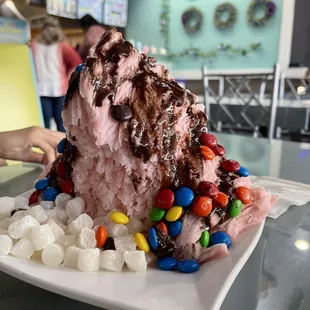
top-left (0, 29), bottom-right (277, 273)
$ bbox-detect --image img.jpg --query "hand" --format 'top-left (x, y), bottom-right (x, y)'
top-left (0, 126), bottom-right (65, 165)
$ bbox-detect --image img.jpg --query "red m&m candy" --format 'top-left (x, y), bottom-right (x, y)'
top-left (61, 179), bottom-right (74, 195)
top-left (56, 161), bottom-right (66, 178)
top-left (221, 159), bottom-right (241, 173)
top-left (192, 196), bottom-right (212, 217)
top-left (213, 192), bottom-right (229, 208)
top-left (198, 181), bottom-right (219, 199)
top-left (29, 190), bottom-right (40, 206)
top-left (200, 133), bottom-right (218, 148)
top-left (212, 145), bottom-right (225, 156)
top-left (200, 146), bottom-right (215, 160)
top-left (154, 189), bottom-right (174, 210)
top-left (235, 186), bottom-right (252, 204)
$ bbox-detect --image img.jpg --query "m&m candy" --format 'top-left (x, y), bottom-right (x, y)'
top-left (96, 226), bottom-right (107, 248)
top-left (156, 222), bottom-right (168, 235)
top-left (192, 196), bottom-right (212, 217)
top-left (210, 231), bottom-right (231, 248)
top-left (60, 179), bottom-right (74, 195)
top-left (212, 144), bottom-right (225, 156)
top-left (200, 145), bottom-right (215, 160)
top-left (154, 189), bottom-right (174, 210)
top-left (221, 159), bottom-right (241, 173)
top-left (213, 192), bottom-right (229, 208)
top-left (75, 63), bottom-right (86, 72)
top-left (135, 232), bottom-right (150, 253)
top-left (42, 187), bottom-right (59, 201)
top-left (148, 228), bottom-right (159, 250)
top-left (198, 181), bottom-right (219, 199)
top-left (229, 200), bottom-right (243, 218)
top-left (29, 190), bottom-right (40, 205)
top-left (165, 206), bottom-right (183, 222)
top-left (57, 138), bottom-right (67, 153)
top-left (56, 162), bottom-right (66, 178)
top-left (167, 220), bottom-right (182, 237)
top-left (110, 211), bottom-right (129, 224)
top-left (175, 187), bottom-right (194, 207)
top-left (158, 257), bottom-right (178, 271)
top-left (35, 177), bottom-right (50, 191)
top-left (177, 260), bottom-right (200, 273)
top-left (149, 207), bottom-right (165, 222)
top-left (200, 132), bottom-right (218, 148)
top-left (200, 230), bottom-right (210, 248)
top-left (235, 186), bottom-right (252, 204)
top-left (238, 166), bottom-right (250, 177)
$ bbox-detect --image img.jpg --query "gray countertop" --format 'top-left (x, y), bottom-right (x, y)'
top-left (1, 134), bottom-right (310, 310)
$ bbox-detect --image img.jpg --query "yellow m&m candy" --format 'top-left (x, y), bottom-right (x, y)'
top-left (134, 233), bottom-right (150, 253)
top-left (110, 211), bottom-right (129, 225)
top-left (165, 206), bottom-right (183, 222)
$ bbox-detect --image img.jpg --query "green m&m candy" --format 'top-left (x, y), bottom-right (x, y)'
top-left (229, 199), bottom-right (243, 218)
top-left (149, 207), bottom-right (165, 222)
top-left (200, 230), bottom-right (210, 248)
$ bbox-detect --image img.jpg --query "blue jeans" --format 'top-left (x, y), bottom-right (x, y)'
top-left (40, 96), bottom-right (65, 132)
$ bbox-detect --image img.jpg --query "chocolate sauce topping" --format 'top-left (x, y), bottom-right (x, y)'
top-left (65, 28), bottom-right (209, 191)
top-left (153, 230), bottom-right (176, 259)
top-left (64, 71), bottom-right (80, 105)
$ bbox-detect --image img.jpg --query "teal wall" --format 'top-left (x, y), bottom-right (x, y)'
top-left (126, 0), bottom-right (282, 70)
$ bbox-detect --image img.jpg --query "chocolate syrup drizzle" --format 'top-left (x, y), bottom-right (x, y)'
top-left (66, 28), bottom-right (208, 191)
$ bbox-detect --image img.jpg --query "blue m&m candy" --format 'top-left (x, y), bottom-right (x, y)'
top-left (35, 177), bottom-right (50, 191)
top-left (238, 166), bottom-right (250, 177)
top-left (167, 220), bottom-right (182, 237)
top-left (175, 187), bottom-right (194, 207)
top-left (210, 231), bottom-right (231, 248)
top-left (148, 228), bottom-right (158, 250)
top-left (57, 138), bottom-right (67, 153)
top-left (42, 187), bottom-right (59, 201)
top-left (177, 260), bottom-right (200, 273)
top-left (75, 63), bottom-right (86, 72)
top-left (158, 257), bottom-right (178, 271)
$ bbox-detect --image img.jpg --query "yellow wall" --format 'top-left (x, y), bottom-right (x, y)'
top-left (0, 44), bottom-right (42, 133)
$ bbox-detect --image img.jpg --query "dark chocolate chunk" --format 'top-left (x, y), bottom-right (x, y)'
top-left (153, 231), bottom-right (175, 259)
top-left (110, 105), bottom-right (133, 122)
top-left (11, 208), bottom-right (27, 217)
top-left (103, 237), bottom-right (116, 250)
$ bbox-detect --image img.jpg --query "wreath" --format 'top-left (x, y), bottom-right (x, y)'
top-left (248, 0), bottom-right (276, 27)
top-left (181, 7), bottom-right (203, 34)
top-left (214, 3), bottom-right (237, 30)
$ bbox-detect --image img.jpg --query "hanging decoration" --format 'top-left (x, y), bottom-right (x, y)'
top-left (247, 0), bottom-right (276, 27)
top-left (168, 42), bottom-right (261, 59)
top-left (160, 0), bottom-right (170, 50)
top-left (182, 7), bottom-right (203, 34)
top-left (214, 3), bottom-right (237, 30)
top-left (158, 0), bottom-right (262, 59)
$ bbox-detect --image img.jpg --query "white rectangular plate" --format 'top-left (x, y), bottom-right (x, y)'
top-left (0, 191), bottom-right (265, 310)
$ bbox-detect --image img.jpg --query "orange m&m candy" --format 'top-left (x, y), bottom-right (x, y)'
top-left (156, 222), bottom-right (168, 235)
top-left (96, 226), bottom-right (107, 248)
top-left (200, 146), bottom-right (215, 160)
top-left (235, 186), bottom-right (252, 204)
top-left (213, 192), bottom-right (229, 208)
top-left (192, 196), bottom-right (212, 217)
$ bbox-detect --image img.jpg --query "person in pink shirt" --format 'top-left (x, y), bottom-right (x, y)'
top-left (78, 14), bottom-right (106, 62)
top-left (31, 16), bottom-right (82, 132)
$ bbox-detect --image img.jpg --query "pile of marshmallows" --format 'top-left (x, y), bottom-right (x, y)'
top-left (0, 194), bottom-right (156, 273)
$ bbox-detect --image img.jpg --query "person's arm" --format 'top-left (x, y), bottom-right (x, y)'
top-left (61, 42), bottom-right (83, 75)
top-left (0, 127), bottom-right (65, 164)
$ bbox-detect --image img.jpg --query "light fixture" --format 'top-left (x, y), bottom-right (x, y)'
top-left (295, 240), bottom-right (309, 251)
